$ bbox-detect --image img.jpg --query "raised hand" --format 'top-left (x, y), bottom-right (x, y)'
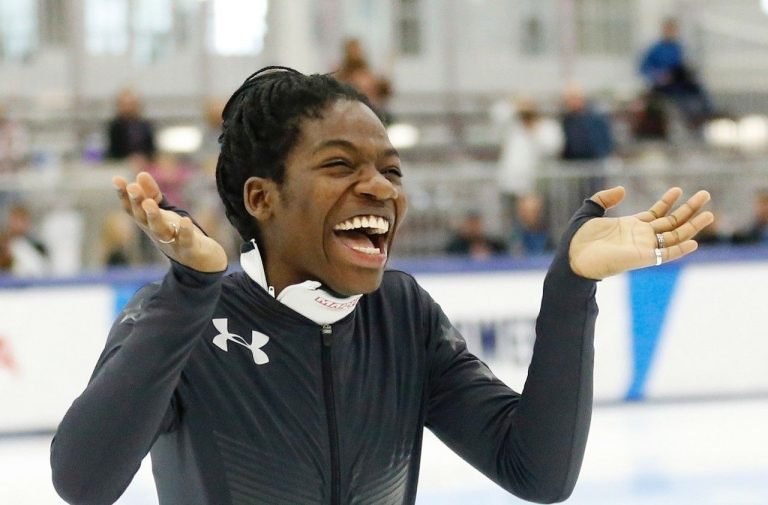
top-left (569, 186), bottom-right (714, 280)
top-left (113, 171), bottom-right (228, 273)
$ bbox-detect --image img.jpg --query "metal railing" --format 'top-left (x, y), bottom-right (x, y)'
top-left (0, 151), bottom-right (765, 273)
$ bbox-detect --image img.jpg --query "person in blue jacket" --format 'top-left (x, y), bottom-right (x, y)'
top-left (639, 18), bottom-right (713, 128)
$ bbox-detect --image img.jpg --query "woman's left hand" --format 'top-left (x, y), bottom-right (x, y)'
top-left (569, 186), bottom-right (714, 280)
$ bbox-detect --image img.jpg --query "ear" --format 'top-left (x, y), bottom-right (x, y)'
top-left (244, 176), bottom-right (278, 222)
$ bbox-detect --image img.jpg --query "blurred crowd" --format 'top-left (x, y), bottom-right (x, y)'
top-left (0, 27), bottom-right (765, 277)
top-left (443, 18), bottom-right (765, 260)
top-left (0, 37), bottom-right (395, 278)
top-left (0, 84), bottom-right (236, 277)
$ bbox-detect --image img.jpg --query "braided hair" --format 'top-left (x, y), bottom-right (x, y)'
top-left (216, 66), bottom-right (374, 245)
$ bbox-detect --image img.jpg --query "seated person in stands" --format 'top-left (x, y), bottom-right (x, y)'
top-left (106, 88), bottom-right (156, 161)
top-left (100, 211), bottom-right (138, 267)
top-left (639, 18), bottom-right (713, 128)
top-left (732, 190), bottom-right (768, 245)
top-left (509, 194), bottom-right (554, 256)
top-left (0, 230), bottom-right (12, 273)
top-left (445, 211), bottom-right (508, 259)
top-left (629, 90), bottom-right (669, 141)
top-left (560, 86), bottom-right (614, 163)
top-left (0, 102), bottom-right (30, 172)
top-left (559, 86), bottom-right (614, 199)
top-left (4, 203), bottom-right (48, 277)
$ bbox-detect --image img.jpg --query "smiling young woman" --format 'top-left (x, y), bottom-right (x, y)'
top-left (51, 67), bottom-right (713, 505)
top-left (244, 99), bottom-right (406, 296)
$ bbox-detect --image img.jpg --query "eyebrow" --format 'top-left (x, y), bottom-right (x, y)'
top-left (313, 139), bottom-right (400, 159)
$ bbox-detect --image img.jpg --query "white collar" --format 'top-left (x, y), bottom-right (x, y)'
top-left (240, 240), bottom-right (362, 325)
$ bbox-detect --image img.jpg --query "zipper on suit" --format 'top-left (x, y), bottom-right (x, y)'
top-left (321, 324), bottom-right (341, 505)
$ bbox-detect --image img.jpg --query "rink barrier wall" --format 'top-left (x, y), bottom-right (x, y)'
top-left (1, 245), bottom-right (767, 433)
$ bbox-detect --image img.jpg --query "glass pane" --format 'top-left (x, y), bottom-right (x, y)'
top-left (0, 0), bottom-right (37, 62)
top-left (85, 0), bottom-right (128, 54)
top-left (133, 0), bottom-right (173, 64)
top-left (575, 0), bottom-right (632, 55)
top-left (519, 0), bottom-right (555, 56)
top-left (398, 0), bottom-right (420, 56)
top-left (209, 0), bottom-right (268, 55)
top-left (399, 18), bottom-right (420, 55)
top-left (173, 0), bottom-right (199, 49)
top-left (457, 0), bottom-right (515, 50)
top-left (521, 16), bottom-right (545, 55)
top-left (40, 0), bottom-right (68, 46)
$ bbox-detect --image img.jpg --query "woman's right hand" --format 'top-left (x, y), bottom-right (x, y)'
top-left (113, 171), bottom-right (228, 273)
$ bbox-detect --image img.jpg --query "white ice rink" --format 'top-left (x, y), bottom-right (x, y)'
top-left (2, 398), bottom-right (766, 505)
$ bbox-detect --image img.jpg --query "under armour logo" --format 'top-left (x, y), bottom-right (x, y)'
top-left (211, 318), bottom-right (270, 365)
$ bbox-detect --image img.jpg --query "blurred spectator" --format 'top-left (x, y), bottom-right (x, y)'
top-left (4, 203), bottom-right (48, 277)
top-left (560, 85), bottom-right (615, 197)
top-left (336, 38), bottom-right (368, 79)
top-left (129, 153), bottom-right (192, 209)
top-left (147, 154), bottom-right (192, 209)
top-left (0, 230), bottom-right (12, 273)
top-left (509, 194), bottom-right (554, 256)
top-left (731, 190), bottom-right (768, 245)
top-left (492, 98), bottom-right (563, 233)
top-left (334, 38), bottom-right (393, 123)
top-left (126, 152), bottom-right (196, 266)
top-left (100, 211), bottom-right (138, 267)
top-left (561, 86), bottom-right (615, 161)
top-left (639, 18), bottom-right (713, 129)
top-left (629, 90), bottom-right (669, 141)
top-left (445, 211), bottom-right (508, 259)
top-left (196, 98), bottom-right (226, 175)
top-left (106, 88), bottom-right (156, 160)
top-left (0, 102), bottom-right (30, 172)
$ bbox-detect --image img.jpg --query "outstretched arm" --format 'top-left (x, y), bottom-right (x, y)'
top-left (426, 199), bottom-right (601, 503)
top-left (51, 172), bottom-right (227, 504)
top-left (427, 187), bottom-right (712, 503)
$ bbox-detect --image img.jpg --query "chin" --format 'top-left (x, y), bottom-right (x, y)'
top-left (328, 270), bottom-right (384, 296)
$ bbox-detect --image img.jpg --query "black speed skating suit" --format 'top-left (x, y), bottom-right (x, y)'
top-left (51, 201), bottom-right (603, 505)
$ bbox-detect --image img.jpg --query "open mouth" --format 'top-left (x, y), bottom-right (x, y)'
top-left (332, 215), bottom-right (391, 257)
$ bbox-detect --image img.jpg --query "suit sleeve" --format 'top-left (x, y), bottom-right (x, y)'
top-left (50, 261), bottom-right (223, 505)
top-left (425, 200), bottom-right (604, 504)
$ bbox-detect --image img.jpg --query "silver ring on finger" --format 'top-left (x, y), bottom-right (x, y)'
top-left (654, 247), bottom-right (663, 266)
top-left (158, 222), bottom-right (179, 244)
top-left (656, 233), bottom-right (665, 249)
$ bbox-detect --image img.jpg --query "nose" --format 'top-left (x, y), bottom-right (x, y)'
top-left (355, 167), bottom-right (399, 201)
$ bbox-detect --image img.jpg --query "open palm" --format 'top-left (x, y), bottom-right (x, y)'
top-left (113, 171), bottom-right (228, 273)
top-left (569, 187), bottom-right (714, 280)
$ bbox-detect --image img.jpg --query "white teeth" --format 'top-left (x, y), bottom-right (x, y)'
top-left (352, 246), bottom-right (381, 255)
top-left (333, 215), bottom-right (390, 234)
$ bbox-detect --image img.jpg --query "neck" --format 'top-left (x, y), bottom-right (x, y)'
top-left (261, 259), bottom-right (301, 299)
top-left (240, 240), bottom-right (362, 325)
